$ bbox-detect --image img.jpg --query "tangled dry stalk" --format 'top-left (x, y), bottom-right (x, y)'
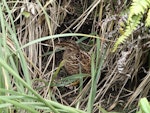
top-left (3, 0), bottom-right (150, 112)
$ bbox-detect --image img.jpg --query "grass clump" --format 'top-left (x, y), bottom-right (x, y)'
top-left (0, 0), bottom-right (150, 113)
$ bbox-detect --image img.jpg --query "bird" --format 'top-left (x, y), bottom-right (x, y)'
top-left (56, 41), bottom-right (91, 75)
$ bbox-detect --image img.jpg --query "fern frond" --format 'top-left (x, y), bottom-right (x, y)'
top-left (113, 15), bottom-right (142, 52)
top-left (145, 9), bottom-right (150, 27)
top-left (113, 0), bottom-right (150, 52)
top-left (129, 0), bottom-right (150, 20)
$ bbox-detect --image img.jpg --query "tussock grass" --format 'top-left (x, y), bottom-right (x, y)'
top-left (0, 0), bottom-right (149, 113)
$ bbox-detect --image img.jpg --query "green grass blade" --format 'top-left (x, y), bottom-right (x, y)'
top-left (0, 97), bottom-right (39, 113)
top-left (87, 53), bottom-right (96, 113)
top-left (0, 57), bottom-right (60, 113)
top-left (1, 1), bottom-right (32, 87)
top-left (139, 98), bottom-right (150, 113)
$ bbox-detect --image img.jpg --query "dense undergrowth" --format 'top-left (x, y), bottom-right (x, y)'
top-left (0, 0), bottom-right (150, 113)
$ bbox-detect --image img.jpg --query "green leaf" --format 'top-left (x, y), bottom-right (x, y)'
top-left (139, 98), bottom-right (150, 113)
top-left (145, 9), bottom-right (150, 27)
top-left (22, 11), bottom-right (30, 18)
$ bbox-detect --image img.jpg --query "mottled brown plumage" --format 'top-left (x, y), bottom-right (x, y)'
top-left (56, 41), bottom-right (91, 75)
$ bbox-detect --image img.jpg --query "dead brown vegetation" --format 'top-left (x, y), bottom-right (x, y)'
top-left (4, 0), bottom-right (150, 112)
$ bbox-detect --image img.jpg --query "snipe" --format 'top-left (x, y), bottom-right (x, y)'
top-left (56, 41), bottom-right (91, 75)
